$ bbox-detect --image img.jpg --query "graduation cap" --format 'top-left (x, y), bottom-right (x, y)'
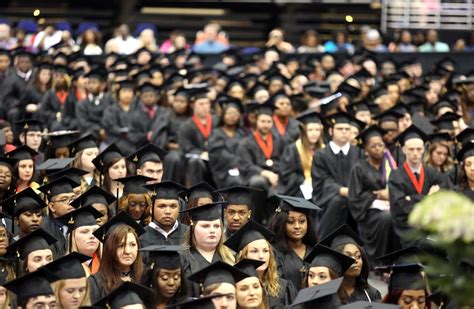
top-left (274, 194), bottom-right (321, 215)
top-left (3, 268), bottom-right (59, 306)
top-left (127, 143), bottom-right (168, 167)
top-left (137, 81), bottom-right (160, 93)
top-left (337, 80), bottom-right (362, 99)
top-left (339, 301), bottom-right (399, 308)
top-left (37, 158), bottom-right (75, 173)
top-left (37, 62), bottom-right (54, 71)
top-left (38, 176), bottom-right (79, 197)
top-left (54, 64), bottom-right (70, 75)
top-left (188, 182), bottom-right (216, 202)
top-left (2, 187), bottom-right (47, 218)
top-left (139, 245), bottom-right (183, 270)
top-left (431, 112), bottom-right (460, 131)
top-left (305, 85), bottom-right (330, 99)
top-left (46, 167), bottom-right (88, 184)
top-left (7, 228), bottom-right (57, 259)
top-left (350, 117), bottom-right (367, 132)
top-left (304, 244), bottom-right (355, 277)
top-left (91, 143), bottom-right (123, 172)
top-left (84, 67), bottom-right (107, 80)
top-left (188, 261), bottom-right (249, 289)
top-left (70, 185), bottom-right (115, 208)
top-left (376, 246), bottom-right (422, 266)
top-left (68, 134), bottom-right (98, 155)
top-left (457, 141), bottom-right (474, 162)
top-left (319, 224), bottom-right (364, 249)
top-left (5, 145), bottom-right (38, 161)
top-left (93, 282), bottom-right (153, 309)
top-left (324, 112), bottom-right (354, 127)
top-left (42, 252), bottom-right (89, 280)
top-left (144, 181), bottom-right (187, 200)
top-left (93, 211), bottom-right (146, 243)
top-left (289, 277), bottom-right (343, 308)
top-left (429, 132), bottom-right (452, 144)
top-left (57, 205), bottom-right (103, 231)
top-left (356, 125), bottom-right (387, 146)
top-left (180, 202), bottom-right (226, 223)
top-left (431, 100), bottom-right (456, 117)
top-left (115, 175), bottom-right (155, 195)
top-left (224, 219), bottom-right (274, 252)
top-left (296, 110), bottom-right (323, 125)
top-left (373, 109), bottom-right (403, 124)
top-left (456, 128), bottom-right (474, 146)
top-left (394, 125), bottom-right (429, 147)
top-left (0, 156), bottom-right (18, 170)
top-left (388, 264), bottom-right (425, 291)
top-left (214, 186), bottom-right (261, 207)
top-left (234, 258), bottom-right (265, 278)
top-left (218, 97), bottom-right (244, 114)
top-left (188, 85), bottom-right (210, 101)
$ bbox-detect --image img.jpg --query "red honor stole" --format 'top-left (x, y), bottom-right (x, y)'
top-left (254, 131), bottom-right (273, 159)
top-left (192, 114), bottom-right (212, 139)
top-left (403, 162), bottom-right (425, 194)
top-left (273, 115), bottom-right (288, 136)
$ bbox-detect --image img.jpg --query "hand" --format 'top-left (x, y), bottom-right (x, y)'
top-left (26, 104), bottom-right (38, 113)
top-left (99, 129), bottom-right (106, 142)
top-left (261, 170), bottom-right (279, 187)
top-left (339, 187), bottom-right (349, 197)
top-left (373, 189), bottom-right (389, 201)
top-left (428, 185), bottom-right (440, 195)
top-left (200, 152), bottom-right (209, 160)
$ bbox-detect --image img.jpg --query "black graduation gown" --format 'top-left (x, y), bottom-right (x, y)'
top-left (268, 278), bottom-right (297, 309)
top-left (20, 85), bottom-right (45, 113)
top-left (40, 215), bottom-right (67, 258)
top-left (181, 248), bottom-right (222, 297)
top-left (128, 103), bottom-right (164, 148)
top-left (1, 72), bottom-right (33, 122)
top-left (277, 143), bottom-right (305, 196)
top-left (461, 187), bottom-right (474, 201)
top-left (75, 93), bottom-right (114, 139)
top-left (236, 132), bottom-right (285, 178)
top-left (177, 115), bottom-right (218, 155)
top-left (311, 145), bottom-right (362, 238)
top-left (101, 102), bottom-right (137, 156)
top-left (60, 91), bottom-right (79, 130)
top-left (88, 273), bottom-right (106, 304)
top-left (272, 117), bottom-right (300, 146)
top-left (208, 127), bottom-right (247, 188)
top-left (139, 222), bottom-right (188, 247)
top-left (340, 284), bottom-right (382, 304)
top-left (348, 159), bottom-right (400, 261)
top-left (275, 248), bottom-right (307, 290)
top-left (388, 164), bottom-right (446, 247)
top-left (38, 90), bottom-right (64, 129)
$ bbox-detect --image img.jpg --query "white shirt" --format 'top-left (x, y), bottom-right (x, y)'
top-left (148, 220), bottom-right (179, 240)
top-left (329, 141), bottom-right (350, 156)
top-left (33, 30), bottom-right (63, 50)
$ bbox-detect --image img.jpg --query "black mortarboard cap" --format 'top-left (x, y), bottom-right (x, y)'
top-left (128, 143), bottom-right (168, 167)
top-left (92, 143), bottom-right (123, 172)
top-left (93, 211), bottom-right (146, 243)
top-left (144, 181), bottom-right (187, 200)
top-left (304, 244), bottom-right (356, 277)
top-left (214, 186), bottom-right (261, 207)
top-left (115, 175), bottom-right (155, 195)
top-left (456, 128), bottom-right (474, 145)
top-left (2, 187), bottom-right (47, 218)
top-left (392, 103), bottom-right (411, 116)
top-left (339, 301), bottom-right (399, 308)
top-left (57, 205), bottom-right (103, 231)
top-left (47, 167), bottom-right (88, 184)
top-left (388, 264), bottom-right (425, 291)
top-left (289, 277), bottom-right (343, 308)
top-left (188, 261), bottom-right (249, 289)
top-left (373, 110), bottom-right (403, 123)
top-left (324, 112), bottom-right (353, 127)
top-left (7, 228), bottom-right (57, 259)
top-left (337, 80), bottom-right (361, 98)
top-left (139, 245), bottom-right (183, 270)
top-left (70, 185), bottom-right (116, 208)
top-left (137, 81), bottom-right (160, 93)
top-left (38, 176), bottom-right (79, 197)
top-left (6, 145), bottom-right (38, 161)
top-left (296, 110), bottom-right (323, 125)
top-left (224, 219), bottom-right (274, 252)
top-left (37, 158), bottom-right (75, 173)
top-left (234, 258), bottom-right (265, 278)
top-left (356, 125), bottom-right (387, 146)
top-left (253, 100), bottom-right (275, 117)
top-left (0, 156), bottom-right (17, 170)
top-left (457, 141), bottom-right (474, 162)
top-left (3, 268), bottom-right (59, 305)
top-left (431, 112), bottom-right (460, 131)
top-left (93, 282), bottom-right (153, 309)
top-left (15, 119), bottom-right (43, 132)
top-left (319, 224), bottom-right (365, 249)
top-left (429, 132), bottom-right (452, 144)
top-left (376, 246), bottom-right (422, 266)
top-left (180, 202), bottom-right (226, 222)
top-left (431, 100), bottom-right (456, 116)
top-left (394, 125), bottom-right (429, 146)
top-left (350, 117), bottom-right (367, 131)
top-left (43, 252), bottom-right (89, 280)
top-left (188, 182), bottom-right (216, 201)
top-left (275, 194), bottom-right (321, 215)
top-left (218, 97), bottom-right (244, 114)
top-left (248, 81), bottom-right (268, 97)
top-left (68, 134), bottom-right (98, 155)
top-left (85, 67), bottom-right (107, 80)
top-left (117, 79), bottom-right (135, 90)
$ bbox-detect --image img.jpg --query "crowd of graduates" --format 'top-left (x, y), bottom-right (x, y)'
top-left (0, 22), bottom-right (472, 308)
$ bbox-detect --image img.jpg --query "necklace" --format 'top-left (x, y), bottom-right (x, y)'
top-left (120, 270), bottom-right (131, 277)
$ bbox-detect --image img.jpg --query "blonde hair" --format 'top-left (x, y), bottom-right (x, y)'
top-left (237, 240), bottom-right (281, 297)
top-left (183, 220), bottom-right (235, 265)
top-left (69, 228), bottom-right (103, 260)
top-left (118, 193), bottom-right (152, 226)
top-left (51, 275), bottom-right (91, 308)
top-left (72, 149), bottom-right (100, 190)
top-left (236, 277), bottom-right (269, 309)
top-left (424, 141), bottom-right (454, 172)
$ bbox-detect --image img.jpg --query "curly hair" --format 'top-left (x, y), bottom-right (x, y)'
top-left (118, 193), bottom-right (152, 226)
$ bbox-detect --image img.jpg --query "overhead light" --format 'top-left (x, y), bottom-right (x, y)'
top-left (33, 9), bottom-right (41, 16)
top-left (141, 7), bottom-right (226, 16)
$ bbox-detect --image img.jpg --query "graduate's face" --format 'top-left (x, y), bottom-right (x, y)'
top-left (223, 106), bottom-right (241, 127)
top-left (229, 85), bottom-right (245, 101)
top-left (365, 135), bottom-right (385, 161)
top-left (330, 124), bottom-right (351, 145)
top-left (254, 89), bottom-right (269, 104)
top-left (49, 192), bottom-right (76, 217)
top-left (25, 295), bottom-right (57, 309)
top-left (157, 268), bottom-right (181, 299)
top-left (153, 199), bottom-right (179, 228)
top-left (225, 205), bottom-right (251, 232)
top-left (80, 147), bottom-right (99, 172)
top-left (210, 283), bottom-right (237, 309)
top-left (18, 159), bottom-right (34, 183)
top-left (350, 126), bottom-right (360, 146)
top-left (17, 210), bottom-right (42, 235)
top-left (274, 97), bottom-right (292, 117)
top-left (108, 158), bottom-right (127, 180)
top-left (27, 249), bottom-right (54, 272)
top-left (193, 219), bottom-right (222, 250)
top-left (0, 165), bottom-right (11, 190)
top-left (380, 121), bottom-right (398, 144)
top-left (398, 289), bottom-right (426, 309)
top-left (86, 78), bottom-right (102, 95)
top-left (0, 227), bottom-right (8, 256)
top-left (307, 266), bottom-right (332, 287)
top-left (430, 144), bottom-right (448, 167)
top-left (255, 114), bottom-right (273, 135)
top-left (74, 225), bottom-right (100, 257)
top-left (138, 161), bottom-right (163, 182)
top-left (92, 203), bottom-right (109, 226)
top-left (245, 239), bottom-right (270, 271)
top-left (193, 98), bottom-right (211, 118)
top-left (403, 139), bottom-right (425, 166)
top-left (118, 88), bottom-right (134, 105)
top-left (0, 286), bottom-right (7, 307)
top-left (355, 111), bottom-right (372, 126)
top-left (140, 91), bottom-right (158, 107)
top-left (342, 244), bottom-right (362, 277)
top-left (116, 232), bottom-right (138, 267)
top-left (398, 113), bottom-right (412, 132)
top-left (464, 156), bottom-right (474, 183)
top-left (55, 146), bottom-right (70, 159)
top-left (126, 194), bottom-right (148, 221)
top-left (2, 125), bottom-right (14, 144)
top-left (285, 211), bottom-right (307, 241)
top-left (172, 95), bottom-right (189, 114)
top-left (58, 277), bottom-right (87, 309)
top-left (236, 277), bottom-right (263, 308)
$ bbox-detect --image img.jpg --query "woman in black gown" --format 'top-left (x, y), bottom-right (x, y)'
top-left (456, 141), bottom-right (474, 200)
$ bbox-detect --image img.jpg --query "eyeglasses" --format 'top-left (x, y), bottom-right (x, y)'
top-left (52, 196), bottom-right (76, 204)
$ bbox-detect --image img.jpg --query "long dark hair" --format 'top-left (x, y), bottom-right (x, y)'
top-left (382, 288), bottom-right (431, 308)
top-left (333, 242), bottom-right (370, 289)
top-left (269, 210), bottom-right (318, 253)
top-left (103, 156), bottom-right (127, 193)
